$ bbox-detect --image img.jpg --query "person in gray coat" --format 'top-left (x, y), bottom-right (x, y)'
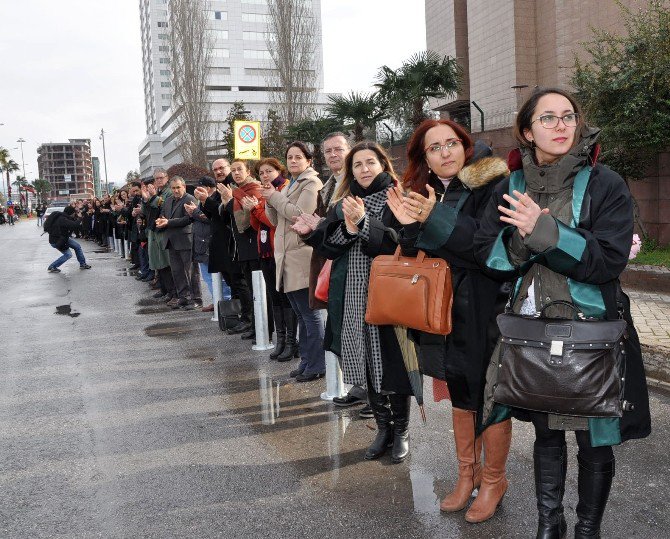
top-left (156, 176), bottom-right (198, 310)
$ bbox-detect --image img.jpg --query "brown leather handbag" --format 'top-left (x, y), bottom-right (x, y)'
top-left (365, 246), bottom-right (453, 335)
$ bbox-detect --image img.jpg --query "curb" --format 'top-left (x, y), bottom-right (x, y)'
top-left (622, 265), bottom-right (670, 294)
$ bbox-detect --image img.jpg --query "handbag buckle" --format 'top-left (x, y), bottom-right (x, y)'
top-left (411, 274), bottom-right (419, 284)
top-left (550, 340), bottom-right (563, 357)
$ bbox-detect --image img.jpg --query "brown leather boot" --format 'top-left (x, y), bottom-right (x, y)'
top-left (440, 408), bottom-right (482, 512)
top-left (465, 418), bottom-right (512, 523)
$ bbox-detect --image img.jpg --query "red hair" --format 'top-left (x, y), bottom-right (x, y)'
top-left (403, 119), bottom-right (474, 195)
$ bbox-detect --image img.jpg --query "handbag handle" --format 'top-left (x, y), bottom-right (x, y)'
top-left (539, 300), bottom-right (584, 320)
top-left (392, 245), bottom-right (426, 263)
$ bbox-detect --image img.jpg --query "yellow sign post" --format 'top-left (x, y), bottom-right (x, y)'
top-left (234, 120), bottom-right (261, 159)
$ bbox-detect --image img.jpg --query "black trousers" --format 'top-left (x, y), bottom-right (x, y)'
top-left (260, 257), bottom-right (291, 309)
top-left (158, 266), bottom-right (175, 297)
top-left (222, 266), bottom-right (252, 323)
top-left (529, 411), bottom-right (614, 463)
top-left (168, 248), bottom-right (193, 301)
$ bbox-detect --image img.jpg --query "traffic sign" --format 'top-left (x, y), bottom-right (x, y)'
top-left (234, 120), bottom-right (261, 159)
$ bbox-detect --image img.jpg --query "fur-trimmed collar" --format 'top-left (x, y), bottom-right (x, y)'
top-left (457, 156), bottom-right (509, 189)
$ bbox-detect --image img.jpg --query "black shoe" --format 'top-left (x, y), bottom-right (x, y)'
top-left (574, 455), bottom-right (614, 539)
top-left (135, 274), bottom-right (147, 281)
top-left (48, 267), bottom-right (61, 273)
top-left (240, 328), bottom-right (256, 340)
top-left (289, 368), bottom-right (304, 378)
top-left (228, 321), bottom-right (252, 335)
top-left (129, 264), bottom-right (140, 270)
top-left (269, 306), bottom-right (286, 360)
top-left (535, 445), bottom-right (568, 539)
top-left (152, 291), bottom-right (165, 299)
top-left (358, 404), bottom-right (374, 419)
top-left (365, 390), bottom-right (393, 460)
top-left (277, 308), bottom-right (298, 361)
top-left (172, 298), bottom-right (189, 310)
top-left (333, 393), bottom-right (367, 408)
top-left (389, 394), bottom-right (411, 464)
top-left (295, 372), bottom-right (325, 383)
top-left (179, 302), bottom-right (196, 311)
top-left (80, 264), bottom-right (92, 269)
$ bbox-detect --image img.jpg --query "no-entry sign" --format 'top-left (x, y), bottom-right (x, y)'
top-left (234, 120), bottom-right (261, 159)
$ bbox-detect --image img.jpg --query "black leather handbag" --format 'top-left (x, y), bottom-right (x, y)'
top-left (217, 298), bottom-right (242, 331)
top-left (493, 301), bottom-right (627, 418)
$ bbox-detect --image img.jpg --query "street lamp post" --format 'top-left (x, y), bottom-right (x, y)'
top-left (100, 128), bottom-right (109, 194)
top-left (17, 138), bottom-right (26, 209)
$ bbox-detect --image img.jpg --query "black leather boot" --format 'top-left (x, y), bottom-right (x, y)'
top-left (534, 444), bottom-right (567, 539)
top-left (364, 389), bottom-right (393, 460)
top-left (389, 394), bottom-right (411, 463)
top-left (269, 306), bottom-right (285, 360)
top-left (277, 308), bottom-right (298, 362)
top-left (574, 455), bottom-right (614, 538)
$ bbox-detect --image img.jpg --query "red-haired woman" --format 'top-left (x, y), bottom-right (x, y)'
top-left (387, 119), bottom-right (511, 523)
top-left (244, 158), bottom-right (298, 360)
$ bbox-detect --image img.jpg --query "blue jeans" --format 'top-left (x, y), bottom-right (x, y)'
top-left (37, 215), bottom-right (43, 226)
top-left (49, 238), bottom-right (87, 268)
top-left (286, 287), bottom-right (325, 376)
top-left (138, 243), bottom-right (153, 278)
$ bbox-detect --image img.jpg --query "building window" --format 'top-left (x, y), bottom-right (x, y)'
top-left (245, 67), bottom-right (278, 77)
top-left (206, 86), bottom-right (233, 91)
top-left (215, 30), bottom-right (229, 40)
top-left (243, 31), bottom-right (269, 41)
top-left (209, 67), bottom-right (232, 76)
top-left (213, 11), bottom-right (227, 20)
top-left (159, 58), bottom-right (170, 63)
top-left (159, 45), bottom-right (169, 52)
top-left (160, 69), bottom-right (170, 76)
top-left (242, 0), bottom-right (267, 5)
top-left (157, 21), bottom-right (168, 28)
top-left (242, 13), bottom-right (270, 23)
top-left (158, 33), bottom-right (168, 39)
top-left (161, 94), bottom-right (171, 99)
top-left (244, 49), bottom-right (272, 60)
top-left (162, 106), bottom-right (169, 111)
top-left (161, 82), bottom-right (171, 87)
top-left (212, 48), bottom-right (230, 58)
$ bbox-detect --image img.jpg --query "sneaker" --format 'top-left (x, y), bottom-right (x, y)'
top-left (80, 264), bottom-right (92, 269)
top-left (358, 404), bottom-right (374, 419)
top-left (47, 267), bottom-right (61, 273)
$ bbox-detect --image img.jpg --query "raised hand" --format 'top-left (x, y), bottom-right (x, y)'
top-left (184, 201), bottom-right (197, 216)
top-left (147, 184), bottom-right (157, 197)
top-left (155, 216), bottom-right (168, 229)
top-left (241, 196), bottom-right (258, 211)
top-left (193, 186), bottom-right (209, 202)
top-left (402, 184), bottom-right (437, 224)
top-left (387, 186), bottom-right (417, 225)
top-left (290, 213), bottom-right (322, 235)
top-left (217, 182), bottom-right (233, 203)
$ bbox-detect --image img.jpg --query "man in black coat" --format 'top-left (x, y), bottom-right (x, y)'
top-left (156, 176), bottom-right (197, 310)
top-left (46, 206), bottom-right (92, 273)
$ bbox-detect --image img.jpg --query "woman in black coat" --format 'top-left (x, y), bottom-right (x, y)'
top-left (473, 88), bottom-right (651, 538)
top-left (386, 119), bottom-right (511, 524)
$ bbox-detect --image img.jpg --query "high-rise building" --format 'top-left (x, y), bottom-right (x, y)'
top-left (137, 0), bottom-right (328, 178)
top-left (37, 139), bottom-right (94, 202)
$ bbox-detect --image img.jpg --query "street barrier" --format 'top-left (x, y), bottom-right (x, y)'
top-left (320, 310), bottom-right (346, 401)
top-left (251, 270), bottom-right (273, 351)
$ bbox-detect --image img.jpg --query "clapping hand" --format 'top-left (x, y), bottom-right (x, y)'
top-left (217, 182), bottom-right (233, 203)
top-left (184, 201), bottom-right (197, 216)
top-left (402, 185), bottom-right (437, 224)
top-left (342, 196), bottom-right (365, 233)
top-left (259, 185), bottom-right (275, 199)
top-left (131, 205), bottom-right (141, 217)
top-left (193, 186), bottom-right (209, 202)
top-left (387, 186), bottom-right (417, 225)
top-left (155, 216), bottom-right (168, 229)
top-left (241, 196), bottom-right (259, 211)
top-left (147, 184), bottom-right (157, 197)
top-left (290, 213), bottom-right (322, 235)
top-left (499, 190), bottom-right (549, 238)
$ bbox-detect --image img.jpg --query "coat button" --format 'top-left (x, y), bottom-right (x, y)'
top-left (539, 171), bottom-right (546, 177)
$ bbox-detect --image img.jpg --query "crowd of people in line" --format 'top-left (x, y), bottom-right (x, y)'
top-left (42, 88), bottom-right (651, 538)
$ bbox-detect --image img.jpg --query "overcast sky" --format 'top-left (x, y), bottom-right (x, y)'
top-left (0, 1), bottom-right (425, 186)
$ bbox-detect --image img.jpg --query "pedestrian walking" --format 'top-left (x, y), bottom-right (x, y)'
top-left (474, 87), bottom-right (652, 538)
top-left (7, 205), bottom-right (15, 225)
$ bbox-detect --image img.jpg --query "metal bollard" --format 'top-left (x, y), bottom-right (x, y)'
top-left (320, 310), bottom-right (346, 401)
top-left (211, 272), bottom-right (222, 322)
top-left (125, 240), bottom-right (132, 260)
top-left (117, 238), bottom-right (124, 257)
top-left (251, 270), bottom-right (273, 351)
top-left (108, 235), bottom-right (115, 251)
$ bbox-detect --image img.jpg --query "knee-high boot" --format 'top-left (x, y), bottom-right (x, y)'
top-left (389, 394), bottom-right (411, 464)
top-left (277, 307), bottom-right (298, 362)
top-left (364, 388), bottom-right (393, 460)
top-left (574, 455), bottom-right (614, 538)
top-left (465, 418), bottom-right (512, 523)
top-left (440, 408), bottom-right (483, 512)
top-left (534, 444), bottom-right (568, 539)
top-left (269, 306), bottom-right (285, 360)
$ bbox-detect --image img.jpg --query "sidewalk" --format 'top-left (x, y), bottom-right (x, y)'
top-left (627, 288), bottom-right (670, 383)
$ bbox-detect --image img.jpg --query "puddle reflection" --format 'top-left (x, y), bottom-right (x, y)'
top-left (258, 370), bottom-right (281, 425)
top-left (409, 468), bottom-right (441, 514)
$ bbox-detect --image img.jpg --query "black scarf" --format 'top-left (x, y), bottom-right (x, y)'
top-left (349, 171), bottom-right (395, 198)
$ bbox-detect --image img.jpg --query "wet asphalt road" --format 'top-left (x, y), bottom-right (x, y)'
top-left (0, 219), bottom-right (668, 539)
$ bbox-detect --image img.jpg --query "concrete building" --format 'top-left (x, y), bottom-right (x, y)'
top-left (137, 0), bottom-right (328, 178)
top-left (37, 139), bottom-right (94, 202)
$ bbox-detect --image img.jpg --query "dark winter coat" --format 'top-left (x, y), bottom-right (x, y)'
top-left (473, 135), bottom-right (651, 447)
top-left (201, 192), bottom-right (238, 276)
top-left (191, 207), bottom-right (211, 264)
top-left (48, 212), bottom-right (82, 250)
top-left (398, 155), bottom-right (510, 411)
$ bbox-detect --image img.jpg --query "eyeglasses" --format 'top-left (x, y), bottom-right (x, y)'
top-left (424, 139), bottom-right (462, 154)
top-left (532, 113), bottom-right (579, 129)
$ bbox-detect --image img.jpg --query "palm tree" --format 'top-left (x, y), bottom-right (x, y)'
top-left (375, 50), bottom-right (462, 129)
top-left (325, 91), bottom-right (386, 141)
top-left (31, 178), bottom-right (53, 204)
top-left (0, 148), bottom-right (21, 201)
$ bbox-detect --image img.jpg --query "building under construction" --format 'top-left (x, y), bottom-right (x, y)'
top-left (37, 139), bottom-right (94, 202)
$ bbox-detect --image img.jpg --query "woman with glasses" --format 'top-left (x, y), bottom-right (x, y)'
top-left (262, 142), bottom-right (325, 382)
top-left (475, 88), bottom-right (651, 538)
top-left (386, 119), bottom-right (512, 521)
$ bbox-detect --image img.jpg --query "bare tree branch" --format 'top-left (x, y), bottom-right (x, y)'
top-left (169, 0), bottom-right (213, 167)
top-left (265, 0), bottom-right (318, 125)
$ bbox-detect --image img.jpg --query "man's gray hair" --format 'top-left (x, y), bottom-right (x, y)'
top-left (153, 168), bottom-right (167, 178)
top-left (321, 131), bottom-right (350, 148)
top-left (169, 176), bottom-right (185, 186)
